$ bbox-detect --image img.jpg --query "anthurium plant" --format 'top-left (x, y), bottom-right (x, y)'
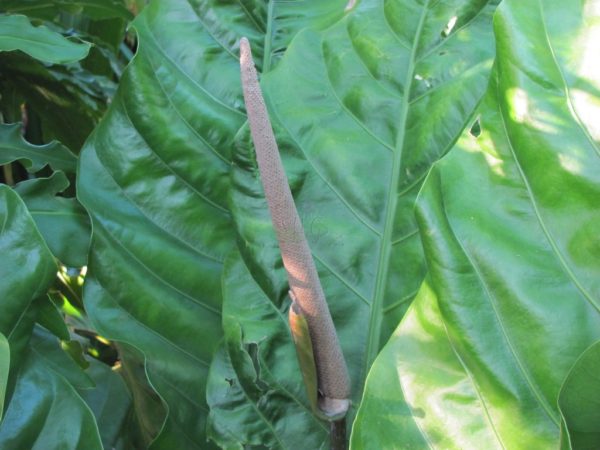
top-left (0, 0), bottom-right (598, 449)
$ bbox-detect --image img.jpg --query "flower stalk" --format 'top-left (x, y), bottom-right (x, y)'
top-left (239, 37), bottom-right (351, 424)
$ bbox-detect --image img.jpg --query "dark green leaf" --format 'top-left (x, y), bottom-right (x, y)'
top-left (218, 0), bottom-right (497, 442)
top-left (37, 297), bottom-right (70, 341)
top-left (0, 327), bottom-right (102, 450)
top-left (1, 0), bottom-right (132, 82)
top-left (29, 327), bottom-right (94, 389)
top-left (0, 54), bottom-right (110, 151)
top-left (117, 343), bottom-right (168, 448)
top-left (207, 253), bottom-right (329, 449)
top-left (0, 185), bottom-right (56, 379)
top-left (77, 0), bottom-right (348, 446)
top-left (0, 123), bottom-right (77, 173)
top-left (0, 14), bottom-right (90, 64)
top-left (559, 341), bottom-right (600, 450)
top-left (0, 187), bottom-right (104, 448)
top-left (79, 358), bottom-right (135, 450)
top-left (352, 0), bottom-right (600, 446)
top-left (1, 0), bottom-right (133, 21)
top-left (61, 339), bottom-right (91, 371)
top-left (15, 171), bottom-right (91, 267)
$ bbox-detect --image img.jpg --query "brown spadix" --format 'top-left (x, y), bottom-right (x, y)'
top-left (239, 37), bottom-right (350, 418)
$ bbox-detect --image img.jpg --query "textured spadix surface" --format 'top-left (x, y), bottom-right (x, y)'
top-left (207, 0), bottom-right (498, 446)
top-left (240, 37), bottom-right (350, 408)
top-left (77, 0), bottom-right (347, 447)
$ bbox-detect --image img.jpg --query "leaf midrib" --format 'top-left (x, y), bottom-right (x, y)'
top-left (365, 0), bottom-right (431, 372)
top-left (262, 0), bottom-right (275, 73)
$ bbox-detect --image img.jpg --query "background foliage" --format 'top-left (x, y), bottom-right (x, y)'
top-left (0, 0), bottom-right (598, 449)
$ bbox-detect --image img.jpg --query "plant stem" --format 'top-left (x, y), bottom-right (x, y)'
top-left (330, 418), bottom-right (347, 450)
top-left (2, 164), bottom-right (14, 186)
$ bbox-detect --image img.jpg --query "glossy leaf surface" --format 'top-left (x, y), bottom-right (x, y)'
top-left (77, 0), bottom-right (347, 446)
top-left (79, 359), bottom-right (135, 450)
top-left (1, 0), bottom-right (133, 21)
top-left (0, 185), bottom-right (56, 378)
top-left (212, 0), bottom-right (498, 442)
top-left (0, 56), bottom-right (110, 151)
top-left (559, 341), bottom-right (600, 450)
top-left (0, 328), bottom-right (102, 450)
top-left (207, 253), bottom-right (330, 449)
top-left (0, 123), bottom-right (77, 173)
top-left (15, 172), bottom-right (91, 267)
top-left (0, 14), bottom-right (90, 64)
top-left (0, 187), bottom-right (101, 449)
top-left (352, 0), bottom-right (600, 447)
top-left (247, 0), bottom-right (496, 374)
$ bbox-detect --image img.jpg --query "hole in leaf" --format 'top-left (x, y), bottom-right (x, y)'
top-left (414, 74), bottom-right (432, 88)
top-left (441, 15), bottom-right (458, 37)
top-left (470, 119), bottom-right (481, 137)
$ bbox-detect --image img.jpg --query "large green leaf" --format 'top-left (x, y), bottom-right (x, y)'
top-left (0, 14), bottom-right (90, 64)
top-left (14, 172), bottom-right (91, 267)
top-left (209, 0), bottom-right (498, 443)
top-left (352, 0), bottom-right (600, 447)
top-left (0, 186), bottom-right (103, 448)
top-left (559, 341), bottom-right (600, 450)
top-left (77, 0), bottom-right (348, 447)
top-left (0, 327), bottom-right (102, 450)
top-left (249, 0), bottom-right (496, 368)
top-left (207, 253), bottom-right (330, 449)
top-left (0, 185), bottom-right (56, 380)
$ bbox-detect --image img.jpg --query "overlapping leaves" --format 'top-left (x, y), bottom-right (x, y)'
top-left (353, 0), bottom-right (600, 447)
top-left (77, 0), bottom-right (348, 447)
top-left (0, 4), bottom-right (129, 151)
top-left (207, 0), bottom-right (499, 446)
top-left (0, 186), bottom-right (100, 449)
top-left (1, 0), bottom-right (598, 448)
